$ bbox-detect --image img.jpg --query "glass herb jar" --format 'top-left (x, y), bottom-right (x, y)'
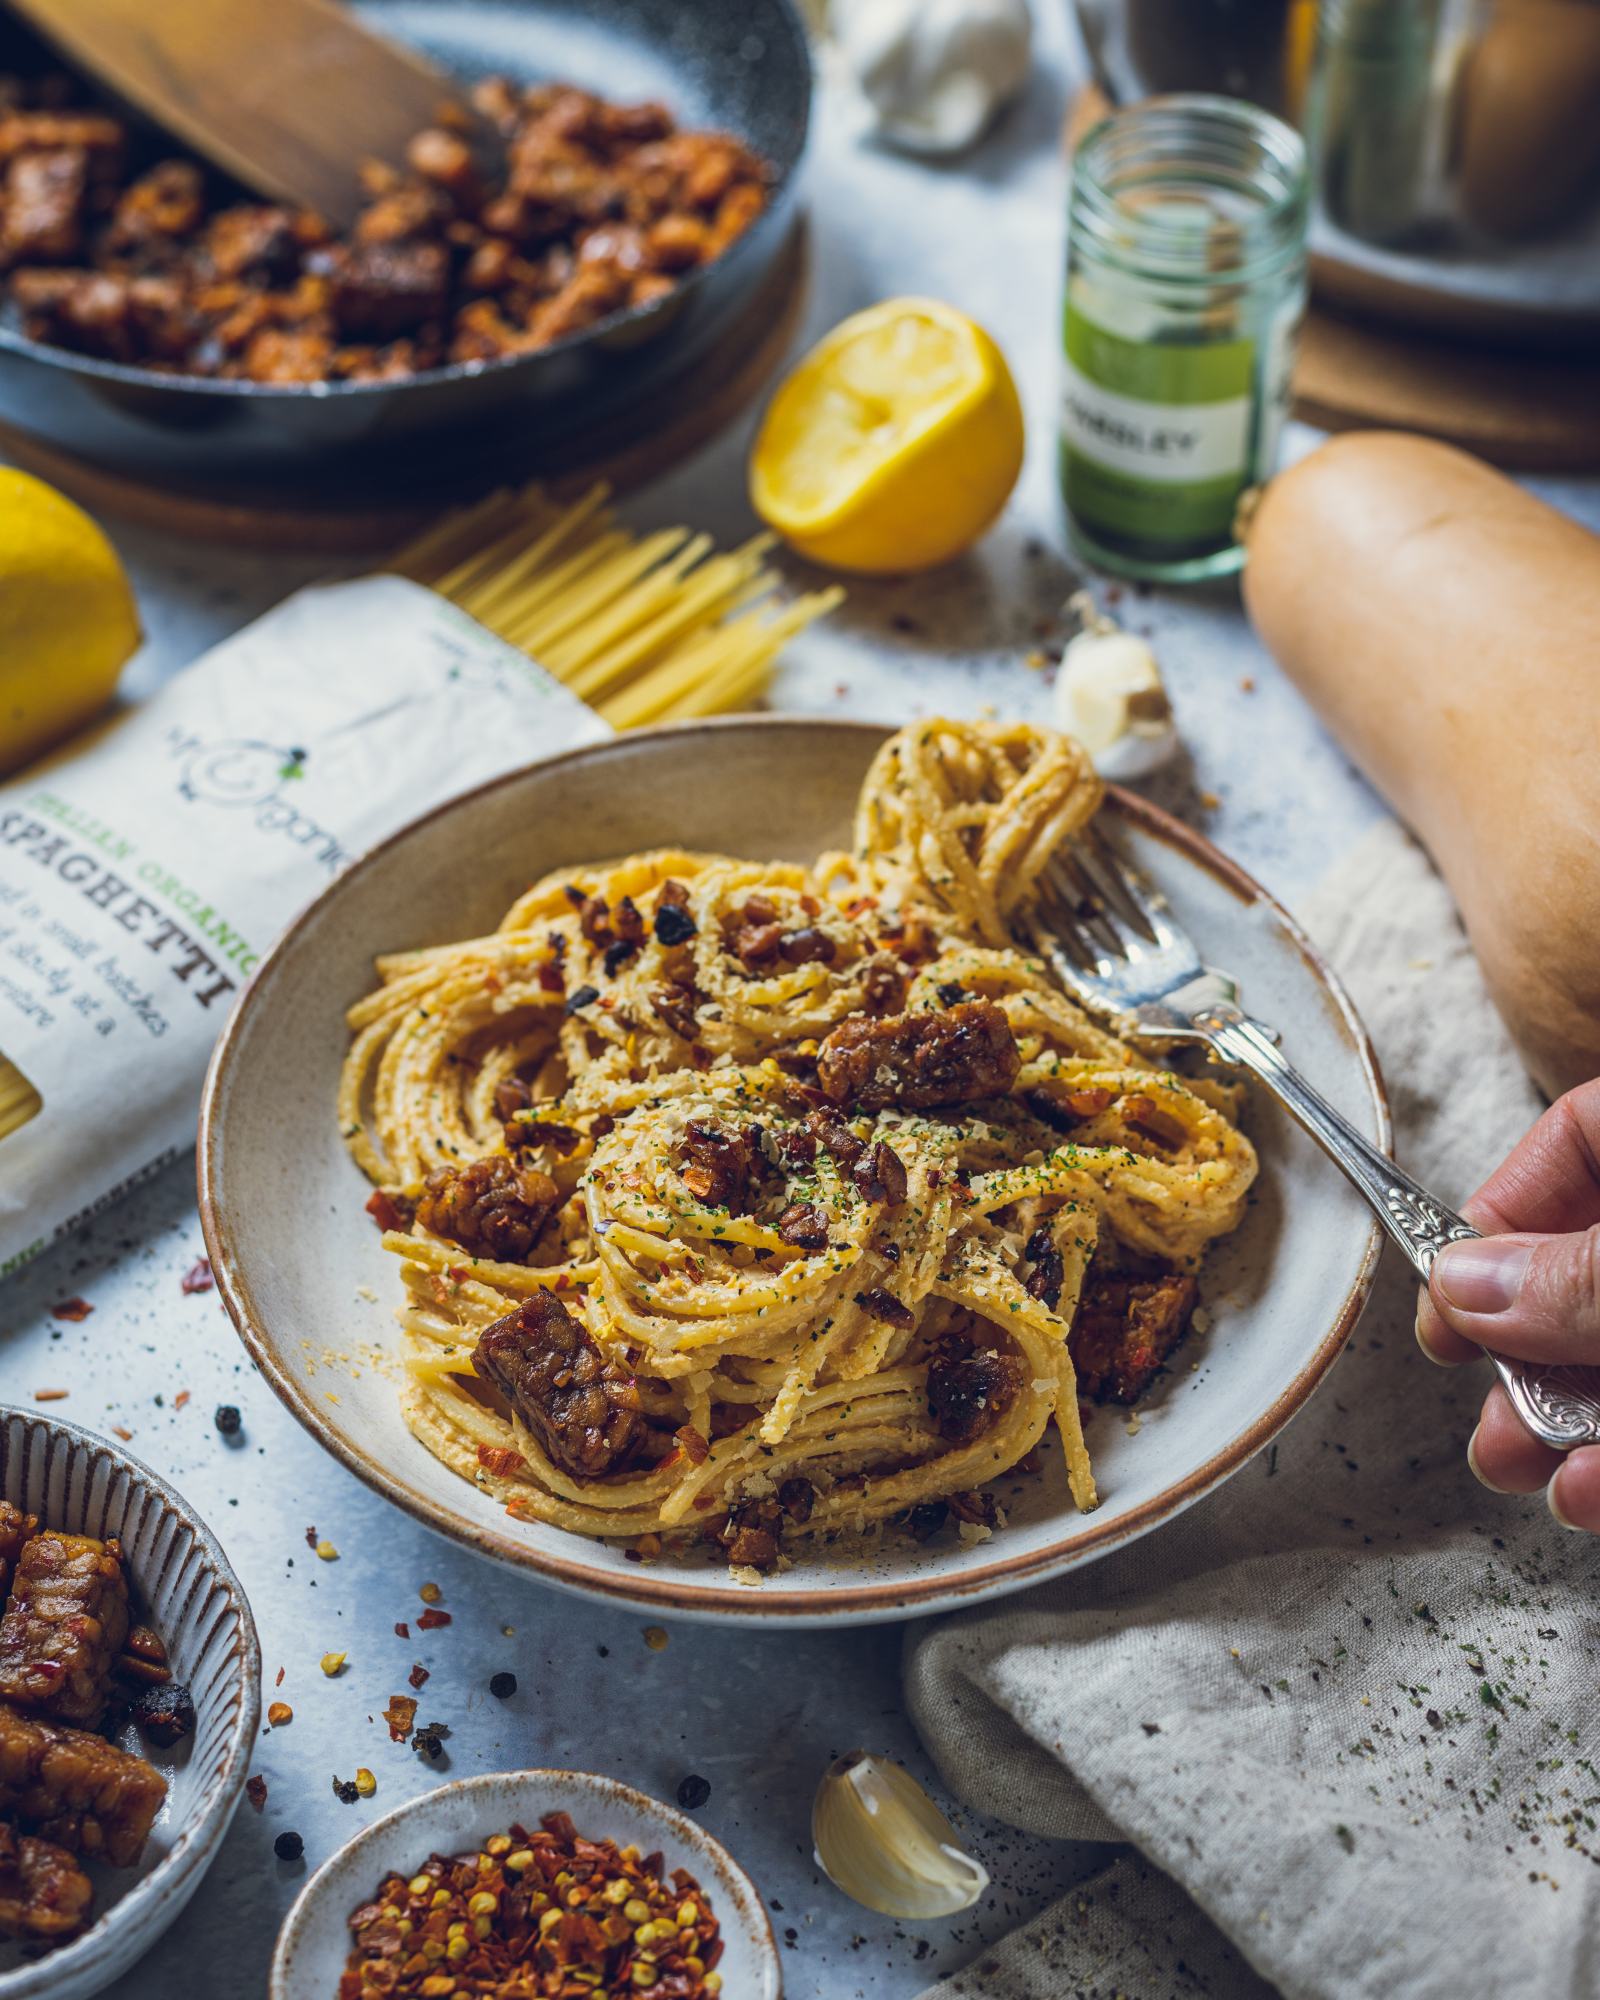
top-left (1059, 94), bottom-right (1308, 582)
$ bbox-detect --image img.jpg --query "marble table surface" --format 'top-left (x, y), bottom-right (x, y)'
top-left (4, 10), bottom-right (1598, 1998)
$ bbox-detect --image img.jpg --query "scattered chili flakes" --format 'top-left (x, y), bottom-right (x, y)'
top-left (245, 1774), bottom-right (267, 1812)
top-left (393, 1622), bottom-right (410, 1640)
top-left (321, 1651), bottom-right (348, 1677)
top-left (305, 1526), bottom-right (319, 1549)
top-left (112, 1425), bottom-right (133, 1441)
top-left (180, 1258), bottom-right (214, 1294)
top-left (383, 1694), bottom-right (419, 1743)
top-left (267, 1702), bottom-right (293, 1726)
top-left (408, 1662), bottom-right (429, 1691)
top-left (174, 1391), bottom-right (191, 1411)
top-left (642, 1626), bottom-right (669, 1652)
top-left (418, 1582), bottom-right (442, 1605)
top-left (50, 1298), bottom-right (92, 1322)
top-left (338, 1811), bottom-right (726, 1999)
top-left (333, 1775), bottom-right (360, 1805)
top-left (315, 1540), bottom-right (339, 1562)
top-left (275, 1666), bottom-right (286, 1688)
top-left (32, 1389), bottom-right (68, 1403)
top-left (355, 1768), bottom-right (376, 1797)
top-left (416, 1608), bottom-right (452, 1631)
top-left (476, 1442), bottom-right (527, 1477)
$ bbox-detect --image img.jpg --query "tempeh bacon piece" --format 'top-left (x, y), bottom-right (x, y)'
top-left (0, 1531), bottom-right (130, 1726)
top-left (0, 1822), bottom-right (92, 1940)
top-left (0, 1504), bottom-right (38, 1603)
top-left (0, 1703), bottom-right (167, 1868)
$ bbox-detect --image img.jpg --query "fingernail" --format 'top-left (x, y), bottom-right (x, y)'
top-left (1547, 1472), bottom-right (1586, 1532)
top-left (1413, 1309), bottom-right (1452, 1366)
top-left (1466, 1427), bottom-right (1513, 1495)
top-left (1433, 1239), bottom-right (1532, 1316)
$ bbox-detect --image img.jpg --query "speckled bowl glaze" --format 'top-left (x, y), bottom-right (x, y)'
top-left (0, 1410), bottom-right (261, 2000)
top-left (270, 1768), bottom-right (779, 1999)
top-left (201, 717), bottom-right (1387, 1626)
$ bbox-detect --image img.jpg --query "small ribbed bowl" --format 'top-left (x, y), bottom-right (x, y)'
top-left (0, 1410), bottom-right (260, 2000)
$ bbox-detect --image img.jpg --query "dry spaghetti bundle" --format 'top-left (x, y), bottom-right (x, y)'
top-left (342, 719), bottom-right (1258, 1569)
top-left (0, 483), bottom-right (839, 1270)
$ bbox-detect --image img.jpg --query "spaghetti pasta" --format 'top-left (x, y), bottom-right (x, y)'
top-left (390, 483), bottom-right (844, 728)
top-left (340, 719), bottom-right (1258, 1567)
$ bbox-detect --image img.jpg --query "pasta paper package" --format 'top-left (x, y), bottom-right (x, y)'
top-left (0, 575), bottom-right (610, 1275)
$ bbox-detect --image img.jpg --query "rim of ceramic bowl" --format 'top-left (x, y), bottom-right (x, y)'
top-left (0, 1408), bottom-right (262, 1999)
top-left (268, 1767), bottom-right (781, 1999)
top-left (199, 714), bottom-right (1390, 1621)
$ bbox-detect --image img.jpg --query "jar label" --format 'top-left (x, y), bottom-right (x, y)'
top-left (1060, 309), bottom-right (1259, 543)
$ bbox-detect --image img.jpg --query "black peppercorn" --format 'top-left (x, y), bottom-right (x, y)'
top-left (489, 1671), bottom-right (517, 1699)
top-left (214, 1404), bottom-right (242, 1436)
top-left (274, 1830), bottom-right (304, 1861)
top-left (676, 1773), bottom-right (712, 1810)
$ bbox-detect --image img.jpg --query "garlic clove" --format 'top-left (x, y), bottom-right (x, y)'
top-left (812, 1750), bottom-right (989, 1919)
top-left (838, 0), bottom-right (1033, 159)
top-left (1052, 625), bottom-right (1178, 779)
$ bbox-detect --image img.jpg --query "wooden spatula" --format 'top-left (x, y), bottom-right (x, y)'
top-left (7, 0), bottom-right (497, 228)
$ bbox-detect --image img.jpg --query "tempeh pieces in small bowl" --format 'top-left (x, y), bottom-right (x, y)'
top-left (0, 1532), bottom-right (130, 1728)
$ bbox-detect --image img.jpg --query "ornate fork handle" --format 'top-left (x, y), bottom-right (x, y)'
top-left (1186, 1001), bottom-right (1600, 1452)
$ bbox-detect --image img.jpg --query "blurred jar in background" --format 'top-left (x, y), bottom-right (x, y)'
top-left (1058, 94), bottom-right (1308, 583)
top-left (1074, 0), bottom-right (1600, 342)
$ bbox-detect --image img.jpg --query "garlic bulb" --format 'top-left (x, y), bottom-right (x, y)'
top-left (837, 0), bottom-right (1033, 157)
top-left (812, 1751), bottom-right (989, 1918)
top-left (1052, 594), bottom-right (1178, 779)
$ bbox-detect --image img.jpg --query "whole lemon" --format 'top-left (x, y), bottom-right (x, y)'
top-left (0, 469), bottom-right (141, 775)
top-left (750, 297), bottom-right (1025, 574)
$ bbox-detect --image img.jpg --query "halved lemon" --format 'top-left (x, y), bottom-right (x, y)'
top-left (749, 297), bottom-right (1025, 574)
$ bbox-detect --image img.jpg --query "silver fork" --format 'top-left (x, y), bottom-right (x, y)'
top-left (1024, 821), bottom-right (1600, 1451)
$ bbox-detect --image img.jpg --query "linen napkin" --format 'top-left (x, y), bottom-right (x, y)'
top-left (908, 820), bottom-right (1600, 2000)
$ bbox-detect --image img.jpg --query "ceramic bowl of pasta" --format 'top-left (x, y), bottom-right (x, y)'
top-left (200, 716), bottom-right (1386, 1624)
top-left (0, 1410), bottom-right (260, 1999)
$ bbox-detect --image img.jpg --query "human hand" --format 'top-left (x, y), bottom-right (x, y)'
top-left (1417, 1079), bottom-right (1600, 1531)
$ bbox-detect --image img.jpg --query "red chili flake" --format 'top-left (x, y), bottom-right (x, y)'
top-left (33, 1389), bottom-right (68, 1403)
top-left (475, 1442), bottom-right (527, 1477)
top-left (275, 1667), bottom-right (285, 1687)
top-left (112, 1425), bottom-right (133, 1441)
top-left (174, 1390), bottom-right (191, 1410)
top-left (448, 1265), bottom-right (470, 1285)
top-left (364, 1189), bottom-right (413, 1234)
top-left (180, 1258), bottom-right (214, 1295)
top-left (692, 1494), bottom-right (718, 1511)
top-left (50, 1298), bottom-right (93, 1322)
top-left (245, 1774), bottom-right (267, 1812)
top-left (382, 1694), bottom-right (418, 1742)
top-left (304, 1526), bottom-right (318, 1549)
top-left (417, 1609), bottom-right (452, 1631)
top-left (408, 1662), bottom-right (429, 1690)
top-left (393, 1622), bottom-right (410, 1640)
top-left (673, 1425), bottom-right (710, 1466)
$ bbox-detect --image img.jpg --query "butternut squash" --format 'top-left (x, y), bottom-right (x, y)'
top-left (1241, 430), bottom-right (1600, 1100)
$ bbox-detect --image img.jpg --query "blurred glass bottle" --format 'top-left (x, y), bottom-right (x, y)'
top-left (1058, 94), bottom-right (1308, 582)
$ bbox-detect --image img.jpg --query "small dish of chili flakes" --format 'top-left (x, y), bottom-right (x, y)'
top-left (270, 1770), bottom-right (778, 2000)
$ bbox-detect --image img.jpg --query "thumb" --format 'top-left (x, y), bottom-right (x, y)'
top-left (1430, 1228), bottom-right (1600, 1367)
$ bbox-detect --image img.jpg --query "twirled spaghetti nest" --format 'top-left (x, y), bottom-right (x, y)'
top-left (339, 719), bottom-right (1257, 1564)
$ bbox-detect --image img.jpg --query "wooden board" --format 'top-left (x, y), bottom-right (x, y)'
top-left (0, 221), bottom-right (808, 554)
top-left (1064, 85), bottom-right (1600, 473)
